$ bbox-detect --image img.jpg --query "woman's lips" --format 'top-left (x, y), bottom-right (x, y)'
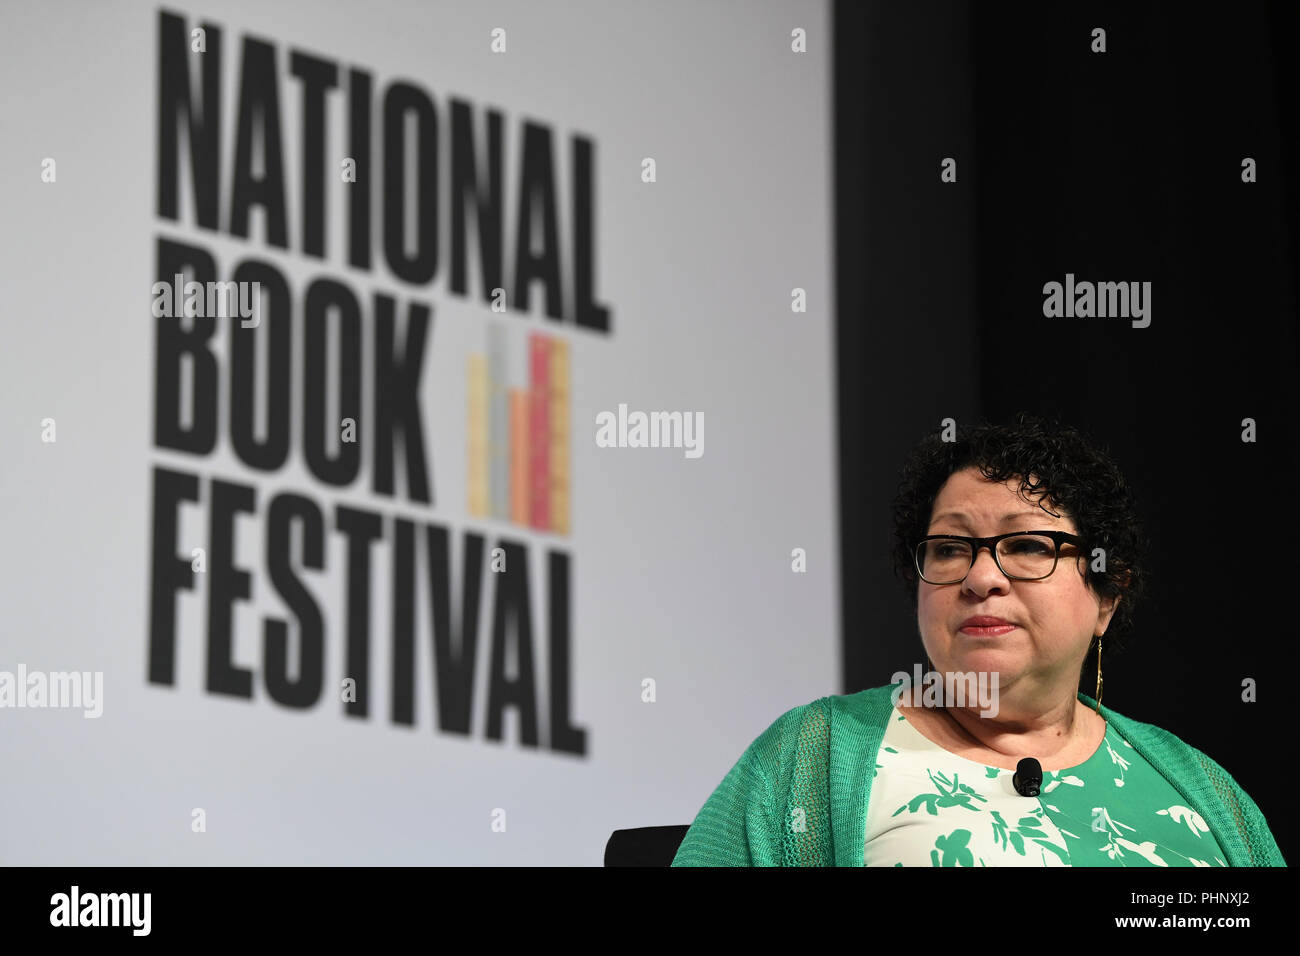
top-left (958, 617), bottom-right (1017, 636)
top-left (958, 624), bottom-right (1017, 636)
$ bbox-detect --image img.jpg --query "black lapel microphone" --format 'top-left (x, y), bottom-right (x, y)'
top-left (1013, 757), bottom-right (1042, 797)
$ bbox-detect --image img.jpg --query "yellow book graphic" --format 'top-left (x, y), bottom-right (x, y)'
top-left (467, 353), bottom-right (488, 517)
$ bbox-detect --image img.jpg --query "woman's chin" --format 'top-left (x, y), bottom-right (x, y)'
top-left (939, 649), bottom-right (1017, 675)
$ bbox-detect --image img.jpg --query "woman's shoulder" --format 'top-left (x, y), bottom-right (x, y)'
top-left (1093, 698), bottom-right (1263, 799)
top-left (825, 683), bottom-right (911, 725)
top-left (750, 693), bottom-right (838, 753)
top-left (1097, 699), bottom-right (1285, 865)
top-left (745, 685), bottom-right (904, 762)
top-left (739, 689), bottom-right (882, 773)
top-left (759, 685), bottom-right (901, 742)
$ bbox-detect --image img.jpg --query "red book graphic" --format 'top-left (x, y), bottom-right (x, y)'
top-left (549, 338), bottom-right (570, 534)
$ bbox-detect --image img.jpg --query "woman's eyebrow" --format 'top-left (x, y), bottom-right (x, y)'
top-left (930, 511), bottom-right (1056, 525)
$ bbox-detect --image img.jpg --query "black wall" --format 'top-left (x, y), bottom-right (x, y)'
top-left (836, 0), bottom-right (1298, 862)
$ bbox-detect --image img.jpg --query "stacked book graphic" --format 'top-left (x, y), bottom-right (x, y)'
top-left (467, 324), bottom-right (570, 533)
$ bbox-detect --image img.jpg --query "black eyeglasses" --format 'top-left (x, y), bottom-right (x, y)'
top-left (914, 530), bottom-right (1085, 585)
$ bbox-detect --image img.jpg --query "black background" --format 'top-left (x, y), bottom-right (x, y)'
top-left (835, 0), bottom-right (1298, 863)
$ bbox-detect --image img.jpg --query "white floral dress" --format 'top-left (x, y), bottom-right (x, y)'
top-left (865, 706), bottom-right (1227, 867)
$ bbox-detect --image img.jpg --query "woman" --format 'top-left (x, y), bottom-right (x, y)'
top-left (672, 414), bottom-right (1285, 866)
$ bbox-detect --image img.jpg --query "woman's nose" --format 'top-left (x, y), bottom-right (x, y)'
top-left (963, 546), bottom-right (1009, 590)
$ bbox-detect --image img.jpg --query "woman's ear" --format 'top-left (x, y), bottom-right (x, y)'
top-left (1097, 593), bottom-right (1121, 635)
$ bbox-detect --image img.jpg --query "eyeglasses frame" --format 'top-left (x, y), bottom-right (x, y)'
top-left (914, 530), bottom-right (1086, 584)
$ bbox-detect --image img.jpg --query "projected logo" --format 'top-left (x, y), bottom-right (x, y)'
top-left (467, 324), bottom-right (571, 534)
top-left (145, 11), bottom-right (610, 756)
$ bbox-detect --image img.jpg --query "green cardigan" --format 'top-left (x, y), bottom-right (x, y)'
top-left (672, 684), bottom-right (1286, 867)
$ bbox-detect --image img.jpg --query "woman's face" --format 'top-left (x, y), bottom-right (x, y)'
top-left (917, 466), bottom-right (1119, 697)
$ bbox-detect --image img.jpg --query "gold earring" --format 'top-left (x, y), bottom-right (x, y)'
top-left (1094, 636), bottom-right (1103, 714)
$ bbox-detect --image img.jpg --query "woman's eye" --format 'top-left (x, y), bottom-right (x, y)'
top-left (1007, 540), bottom-right (1050, 554)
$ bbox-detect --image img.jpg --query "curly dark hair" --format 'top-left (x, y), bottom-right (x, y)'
top-left (891, 412), bottom-right (1148, 652)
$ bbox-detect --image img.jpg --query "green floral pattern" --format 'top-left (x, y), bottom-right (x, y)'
top-left (865, 708), bottom-right (1228, 867)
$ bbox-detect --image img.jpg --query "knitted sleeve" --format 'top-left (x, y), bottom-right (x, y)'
top-left (671, 699), bottom-right (826, 866)
top-left (1194, 748), bottom-right (1288, 867)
